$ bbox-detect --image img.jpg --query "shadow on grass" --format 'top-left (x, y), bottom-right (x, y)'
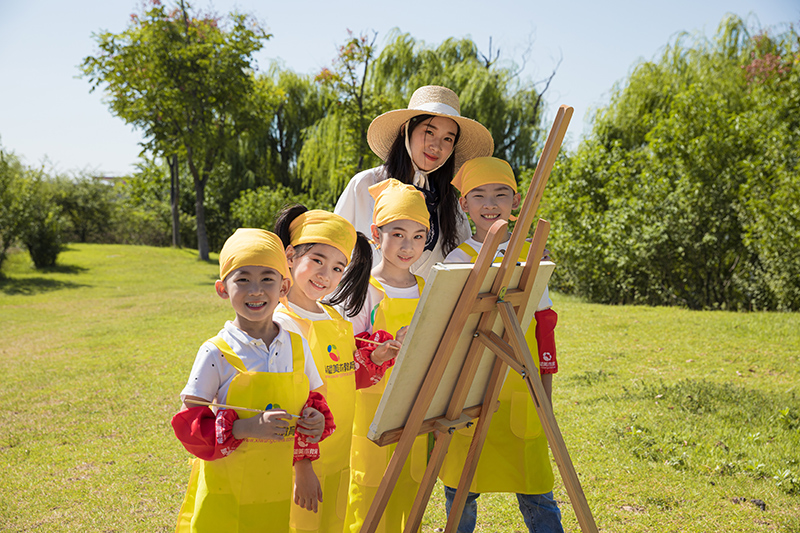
top-left (0, 276), bottom-right (90, 295)
top-left (36, 263), bottom-right (89, 275)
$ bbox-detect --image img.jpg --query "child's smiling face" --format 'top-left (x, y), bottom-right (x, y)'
top-left (287, 243), bottom-right (347, 312)
top-left (215, 265), bottom-right (290, 325)
top-left (372, 219), bottom-right (428, 272)
top-left (459, 183), bottom-right (521, 242)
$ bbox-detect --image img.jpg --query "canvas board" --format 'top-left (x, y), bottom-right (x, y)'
top-left (368, 260), bottom-right (555, 442)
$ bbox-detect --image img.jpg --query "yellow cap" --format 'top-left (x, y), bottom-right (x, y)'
top-left (289, 210), bottom-right (357, 264)
top-left (219, 228), bottom-right (290, 284)
top-left (369, 179), bottom-right (430, 230)
top-left (451, 157), bottom-right (517, 197)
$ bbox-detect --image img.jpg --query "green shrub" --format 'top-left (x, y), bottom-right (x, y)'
top-left (20, 174), bottom-right (65, 268)
top-left (229, 184), bottom-right (329, 231)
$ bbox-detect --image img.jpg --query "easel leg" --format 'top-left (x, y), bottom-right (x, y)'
top-left (498, 301), bottom-right (599, 533)
top-left (404, 430), bottom-right (453, 533)
top-left (446, 357), bottom-right (508, 533)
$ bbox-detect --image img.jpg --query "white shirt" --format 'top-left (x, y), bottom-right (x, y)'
top-left (273, 301), bottom-right (331, 337)
top-left (180, 321), bottom-right (323, 404)
top-left (348, 281), bottom-right (421, 336)
top-left (444, 236), bottom-right (553, 311)
top-left (334, 166), bottom-right (471, 280)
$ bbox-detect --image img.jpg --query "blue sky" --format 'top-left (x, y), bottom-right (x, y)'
top-left (0, 0), bottom-right (797, 176)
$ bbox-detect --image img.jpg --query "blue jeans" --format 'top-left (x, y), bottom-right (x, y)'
top-left (444, 485), bottom-right (563, 533)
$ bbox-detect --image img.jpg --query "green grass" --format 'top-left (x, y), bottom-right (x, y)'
top-left (1, 244), bottom-right (799, 532)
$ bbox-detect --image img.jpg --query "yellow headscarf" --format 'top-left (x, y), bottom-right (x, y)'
top-left (218, 228), bottom-right (291, 284)
top-left (369, 178), bottom-right (430, 230)
top-left (451, 156), bottom-right (517, 197)
top-left (288, 210), bottom-right (357, 264)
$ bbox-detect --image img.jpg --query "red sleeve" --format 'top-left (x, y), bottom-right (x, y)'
top-left (294, 391), bottom-right (336, 464)
top-left (353, 330), bottom-right (396, 389)
top-left (535, 308), bottom-right (558, 374)
top-left (171, 405), bottom-right (243, 460)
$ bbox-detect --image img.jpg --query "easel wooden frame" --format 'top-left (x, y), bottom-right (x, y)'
top-left (361, 105), bottom-right (598, 533)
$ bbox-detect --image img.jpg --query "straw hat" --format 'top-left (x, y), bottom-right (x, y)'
top-left (367, 85), bottom-right (495, 172)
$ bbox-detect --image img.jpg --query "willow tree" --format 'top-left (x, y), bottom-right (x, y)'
top-left (300, 31), bottom-right (555, 202)
top-left (81, 0), bottom-right (269, 260)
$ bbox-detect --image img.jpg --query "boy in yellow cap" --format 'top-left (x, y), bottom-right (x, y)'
top-left (344, 179), bottom-right (431, 533)
top-left (172, 228), bottom-right (335, 532)
top-left (440, 158), bottom-right (563, 533)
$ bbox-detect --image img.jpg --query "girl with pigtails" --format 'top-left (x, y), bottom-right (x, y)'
top-left (272, 206), bottom-right (400, 533)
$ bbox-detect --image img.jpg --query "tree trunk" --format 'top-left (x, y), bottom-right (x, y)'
top-left (169, 154), bottom-right (181, 248)
top-left (186, 146), bottom-right (210, 261)
top-left (194, 177), bottom-right (209, 260)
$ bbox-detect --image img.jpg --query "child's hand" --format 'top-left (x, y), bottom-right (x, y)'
top-left (395, 325), bottom-right (409, 344)
top-left (232, 409), bottom-right (292, 441)
top-left (293, 459), bottom-right (322, 513)
top-left (542, 247), bottom-right (552, 262)
top-left (370, 339), bottom-right (402, 365)
top-left (296, 407), bottom-right (325, 443)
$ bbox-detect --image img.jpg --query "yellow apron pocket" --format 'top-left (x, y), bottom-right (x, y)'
top-left (409, 436), bottom-right (427, 483)
top-left (351, 435), bottom-right (389, 487)
top-left (509, 391), bottom-right (542, 439)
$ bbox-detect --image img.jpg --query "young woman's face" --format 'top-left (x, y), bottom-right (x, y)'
top-left (372, 219), bottom-right (428, 271)
top-left (459, 184), bottom-right (521, 242)
top-left (408, 116), bottom-right (459, 172)
top-left (287, 243), bottom-right (347, 311)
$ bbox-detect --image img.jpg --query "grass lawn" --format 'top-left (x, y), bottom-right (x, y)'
top-left (1, 243), bottom-right (798, 532)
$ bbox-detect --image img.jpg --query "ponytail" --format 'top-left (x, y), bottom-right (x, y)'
top-left (326, 232), bottom-right (372, 317)
top-left (274, 203), bottom-right (309, 247)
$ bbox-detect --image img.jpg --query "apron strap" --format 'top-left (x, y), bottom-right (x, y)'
top-left (460, 240), bottom-right (532, 265)
top-left (207, 336), bottom-right (248, 374)
top-left (321, 303), bottom-right (343, 321)
top-left (457, 242), bottom-right (479, 261)
top-left (368, 276), bottom-right (385, 293)
top-left (370, 275), bottom-right (426, 296)
top-left (414, 275), bottom-right (426, 295)
top-left (287, 332), bottom-right (306, 385)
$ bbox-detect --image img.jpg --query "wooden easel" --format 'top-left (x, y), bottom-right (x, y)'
top-left (362, 105), bottom-right (598, 533)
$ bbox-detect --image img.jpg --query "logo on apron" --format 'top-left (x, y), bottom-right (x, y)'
top-left (327, 344), bottom-right (340, 361)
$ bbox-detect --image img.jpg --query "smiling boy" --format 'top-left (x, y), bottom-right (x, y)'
top-left (172, 228), bottom-right (335, 532)
top-left (439, 157), bottom-right (563, 533)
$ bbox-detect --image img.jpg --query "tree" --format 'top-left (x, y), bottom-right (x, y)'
top-left (81, 0), bottom-right (270, 260)
top-left (0, 145), bottom-right (28, 274)
top-left (300, 31), bottom-right (556, 201)
top-left (542, 15), bottom-right (800, 310)
top-left (55, 175), bottom-right (117, 243)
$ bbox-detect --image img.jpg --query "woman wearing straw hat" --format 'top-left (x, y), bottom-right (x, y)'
top-left (334, 85), bottom-right (495, 280)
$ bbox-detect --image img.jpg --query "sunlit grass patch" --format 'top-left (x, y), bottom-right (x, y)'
top-left (614, 379), bottom-right (800, 495)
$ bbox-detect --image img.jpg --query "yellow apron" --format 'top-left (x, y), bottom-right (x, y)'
top-left (278, 304), bottom-right (357, 532)
top-left (344, 277), bottom-right (428, 533)
top-left (176, 333), bottom-right (309, 533)
top-left (438, 242), bottom-right (555, 494)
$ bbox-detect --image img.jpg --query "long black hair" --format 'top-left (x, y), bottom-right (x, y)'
top-left (383, 114), bottom-right (464, 257)
top-left (274, 204), bottom-right (372, 317)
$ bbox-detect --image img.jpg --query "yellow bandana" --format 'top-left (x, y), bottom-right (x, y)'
top-left (451, 156), bottom-right (517, 197)
top-left (289, 210), bottom-right (357, 264)
top-left (219, 228), bottom-right (291, 284)
top-left (369, 178), bottom-right (430, 230)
